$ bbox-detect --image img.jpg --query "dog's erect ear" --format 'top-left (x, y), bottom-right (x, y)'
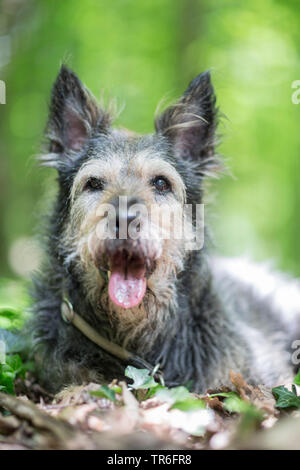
top-left (45, 65), bottom-right (110, 156)
top-left (155, 71), bottom-right (217, 164)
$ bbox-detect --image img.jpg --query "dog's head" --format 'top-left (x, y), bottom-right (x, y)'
top-left (43, 66), bottom-right (219, 326)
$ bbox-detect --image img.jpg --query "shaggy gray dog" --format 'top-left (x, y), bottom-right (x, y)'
top-left (28, 66), bottom-right (300, 393)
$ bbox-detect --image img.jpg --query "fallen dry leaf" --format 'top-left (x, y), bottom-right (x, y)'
top-left (229, 370), bottom-right (278, 416)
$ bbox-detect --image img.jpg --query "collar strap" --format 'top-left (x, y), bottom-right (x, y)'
top-left (60, 297), bottom-right (164, 385)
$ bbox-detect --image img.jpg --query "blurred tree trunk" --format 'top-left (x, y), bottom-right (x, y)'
top-left (176, 0), bottom-right (202, 87)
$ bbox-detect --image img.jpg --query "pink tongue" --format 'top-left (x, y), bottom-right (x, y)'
top-left (108, 263), bottom-right (146, 309)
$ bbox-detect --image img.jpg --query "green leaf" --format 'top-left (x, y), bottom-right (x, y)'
top-left (223, 393), bottom-right (250, 413)
top-left (294, 371), bottom-right (300, 387)
top-left (171, 397), bottom-right (205, 411)
top-left (6, 354), bottom-right (23, 371)
top-left (125, 366), bottom-right (157, 390)
top-left (0, 304), bottom-right (29, 331)
top-left (0, 373), bottom-right (14, 395)
top-left (0, 364), bottom-right (16, 395)
top-left (272, 385), bottom-right (300, 409)
top-left (155, 386), bottom-right (191, 404)
top-left (0, 353), bottom-right (32, 395)
top-left (111, 385), bottom-right (122, 395)
top-left (208, 391), bottom-right (262, 419)
top-left (221, 393), bottom-right (264, 433)
top-left (144, 384), bottom-right (165, 399)
top-left (89, 385), bottom-right (116, 402)
top-left (0, 279), bottom-right (30, 333)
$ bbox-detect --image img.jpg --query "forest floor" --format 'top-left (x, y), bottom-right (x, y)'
top-left (0, 367), bottom-right (300, 450)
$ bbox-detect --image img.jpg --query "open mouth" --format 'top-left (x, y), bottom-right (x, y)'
top-left (107, 251), bottom-right (147, 309)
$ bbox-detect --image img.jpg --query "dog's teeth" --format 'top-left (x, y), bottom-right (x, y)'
top-left (108, 271), bottom-right (111, 279)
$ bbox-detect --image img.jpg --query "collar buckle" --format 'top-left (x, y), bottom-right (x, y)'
top-left (61, 297), bottom-right (75, 324)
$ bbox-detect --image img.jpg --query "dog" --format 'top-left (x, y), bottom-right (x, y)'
top-left (28, 65), bottom-right (300, 393)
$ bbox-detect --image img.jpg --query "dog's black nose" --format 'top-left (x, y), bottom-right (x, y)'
top-left (115, 213), bottom-right (137, 236)
top-left (110, 196), bottom-right (143, 239)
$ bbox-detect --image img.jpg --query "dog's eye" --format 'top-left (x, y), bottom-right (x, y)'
top-left (84, 177), bottom-right (105, 191)
top-left (152, 176), bottom-right (171, 194)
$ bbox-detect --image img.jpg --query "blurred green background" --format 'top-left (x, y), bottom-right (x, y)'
top-left (0, 0), bottom-right (300, 293)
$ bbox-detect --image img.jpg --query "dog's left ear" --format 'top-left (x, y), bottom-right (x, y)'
top-left (155, 71), bottom-right (217, 163)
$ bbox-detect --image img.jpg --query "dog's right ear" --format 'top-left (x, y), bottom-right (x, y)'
top-left (43, 66), bottom-right (110, 165)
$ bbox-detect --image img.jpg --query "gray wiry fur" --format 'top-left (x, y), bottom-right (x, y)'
top-left (27, 66), bottom-right (300, 393)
